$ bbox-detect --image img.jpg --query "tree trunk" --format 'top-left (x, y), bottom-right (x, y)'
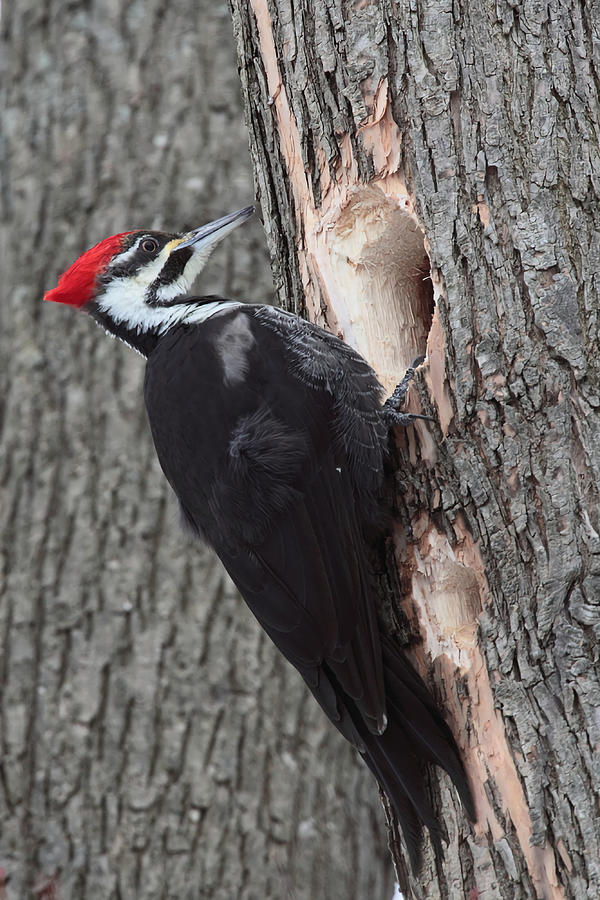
top-left (1, 2), bottom-right (392, 898)
top-left (229, 0), bottom-right (600, 897)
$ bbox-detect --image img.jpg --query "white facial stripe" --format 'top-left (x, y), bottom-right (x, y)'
top-left (108, 236), bottom-right (145, 269)
top-left (94, 231), bottom-right (239, 334)
top-left (97, 277), bottom-right (177, 332)
top-left (97, 275), bottom-right (241, 333)
top-left (96, 238), bottom-right (183, 332)
top-left (154, 245), bottom-right (214, 302)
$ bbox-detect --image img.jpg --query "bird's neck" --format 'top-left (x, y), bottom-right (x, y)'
top-left (88, 304), bottom-right (162, 357)
top-left (88, 296), bottom-right (241, 357)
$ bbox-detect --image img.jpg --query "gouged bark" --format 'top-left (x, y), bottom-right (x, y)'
top-left (1, 2), bottom-right (392, 898)
top-left (230, 0), bottom-right (600, 897)
top-left (249, 0), bottom-right (432, 391)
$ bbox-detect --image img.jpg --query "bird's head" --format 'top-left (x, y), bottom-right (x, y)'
top-left (44, 206), bottom-right (254, 338)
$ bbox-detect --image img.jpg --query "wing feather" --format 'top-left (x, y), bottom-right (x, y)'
top-left (145, 309), bottom-right (388, 735)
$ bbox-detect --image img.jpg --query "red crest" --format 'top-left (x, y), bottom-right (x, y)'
top-left (44, 232), bottom-right (135, 307)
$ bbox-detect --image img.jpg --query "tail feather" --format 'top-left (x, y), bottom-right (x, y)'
top-left (349, 636), bottom-right (474, 870)
top-left (357, 718), bottom-right (443, 870)
top-left (360, 736), bottom-right (431, 872)
top-left (380, 636), bottom-right (474, 818)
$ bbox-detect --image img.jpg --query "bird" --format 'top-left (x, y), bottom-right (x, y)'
top-left (44, 205), bottom-right (473, 869)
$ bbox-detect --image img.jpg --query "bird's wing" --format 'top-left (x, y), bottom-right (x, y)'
top-left (144, 307), bottom-right (388, 741)
top-left (215, 440), bottom-right (386, 743)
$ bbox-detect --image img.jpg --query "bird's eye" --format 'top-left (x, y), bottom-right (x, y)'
top-left (141, 238), bottom-right (159, 253)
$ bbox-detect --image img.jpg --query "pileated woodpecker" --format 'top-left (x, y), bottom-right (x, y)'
top-left (45, 206), bottom-right (473, 868)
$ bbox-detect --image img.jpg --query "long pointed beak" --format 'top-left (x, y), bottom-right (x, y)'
top-left (176, 205), bottom-right (254, 251)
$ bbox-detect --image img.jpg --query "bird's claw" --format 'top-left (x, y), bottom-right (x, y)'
top-left (383, 356), bottom-right (435, 428)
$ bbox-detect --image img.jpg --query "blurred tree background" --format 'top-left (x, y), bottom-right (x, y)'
top-left (1, 2), bottom-right (392, 897)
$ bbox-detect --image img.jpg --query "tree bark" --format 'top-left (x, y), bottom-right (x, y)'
top-left (229, 0), bottom-right (600, 897)
top-left (1, 2), bottom-right (392, 898)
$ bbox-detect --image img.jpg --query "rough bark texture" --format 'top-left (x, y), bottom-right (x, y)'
top-left (229, 0), bottom-right (600, 897)
top-left (0, 3), bottom-right (392, 898)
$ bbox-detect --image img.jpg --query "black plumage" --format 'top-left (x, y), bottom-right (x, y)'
top-left (143, 303), bottom-right (473, 868)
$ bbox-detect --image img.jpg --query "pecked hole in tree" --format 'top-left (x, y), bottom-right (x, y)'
top-left (324, 184), bottom-right (434, 395)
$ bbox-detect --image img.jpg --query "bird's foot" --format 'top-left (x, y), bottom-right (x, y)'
top-left (383, 356), bottom-right (435, 428)
top-left (384, 356), bottom-right (425, 410)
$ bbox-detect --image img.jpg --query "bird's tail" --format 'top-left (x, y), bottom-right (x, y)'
top-left (351, 634), bottom-right (474, 871)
